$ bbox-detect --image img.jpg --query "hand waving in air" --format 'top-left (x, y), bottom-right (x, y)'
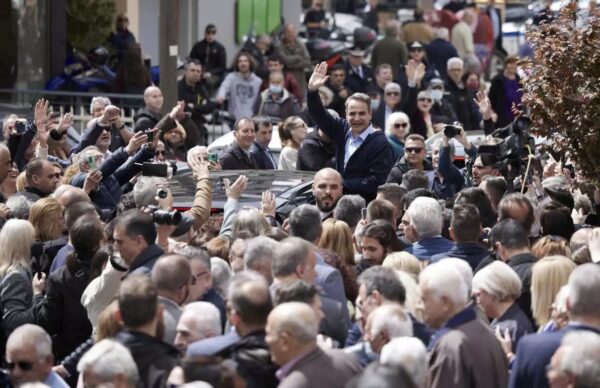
top-left (308, 62), bottom-right (330, 92)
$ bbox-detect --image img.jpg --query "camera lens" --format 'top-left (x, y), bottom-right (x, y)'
top-left (152, 209), bottom-right (182, 225)
top-left (444, 125), bottom-right (457, 138)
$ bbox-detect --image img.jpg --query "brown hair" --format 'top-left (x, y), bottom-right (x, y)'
top-left (279, 116), bottom-right (306, 149)
top-left (206, 236), bottom-right (231, 261)
top-left (532, 235), bottom-right (572, 259)
top-left (233, 52), bottom-right (256, 73)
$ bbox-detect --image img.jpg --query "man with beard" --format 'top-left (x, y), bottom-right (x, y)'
top-left (217, 52), bottom-right (262, 120)
top-left (312, 168), bottom-right (343, 220)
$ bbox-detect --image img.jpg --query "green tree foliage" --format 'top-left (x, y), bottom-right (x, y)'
top-left (66, 0), bottom-right (116, 51)
top-left (522, 2), bottom-right (600, 182)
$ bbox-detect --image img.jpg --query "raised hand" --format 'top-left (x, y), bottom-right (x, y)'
top-left (100, 105), bottom-right (121, 125)
top-left (308, 62), bottom-right (329, 91)
top-left (83, 170), bottom-right (103, 193)
top-left (474, 91), bottom-right (493, 120)
top-left (169, 101), bottom-right (186, 121)
top-left (126, 130), bottom-right (148, 155)
top-left (261, 190), bottom-right (276, 217)
top-left (224, 175), bottom-right (248, 200)
top-left (34, 99), bottom-right (49, 127)
top-left (58, 113), bottom-right (74, 132)
top-left (405, 60), bottom-right (417, 81)
top-left (414, 63), bottom-right (426, 84)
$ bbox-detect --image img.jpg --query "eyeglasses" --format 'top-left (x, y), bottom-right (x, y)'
top-left (7, 361), bottom-right (34, 371)
top-left (117, 17), bottom-right (129, 22)
top-left (386, 91), bottom-right (400, 96)
top-left (405, 147), bottom-right (423, 154)
top-left (418, 98), bottom-right (432, 103)
top-left (155, 150), bottom-right (166, 156)
top-left (393, 123), bottom-right (409, 129)
top-left (207, 30), bottom-right (217, 35)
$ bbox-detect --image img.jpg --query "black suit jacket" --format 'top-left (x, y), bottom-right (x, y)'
top-left (509, 324), bottom-right (600, 388)
top-left (220, 142), bottom-right (258, 170)
top-left (343, 63), bottom-right (375, 94)
top-left (251, 141), bottom-right (276, 169)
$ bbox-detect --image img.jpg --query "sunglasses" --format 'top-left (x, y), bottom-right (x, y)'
top-left (405, 147), bottom-right (423, 154)
top-left (7, 361), bottom-right (34, 371)
top-left (155, 150), bottom-right (167, 156)
top-left (386, 91), bottom-right (400, 96)
top-left (207, 30), bottom-right (217, 34)
top-left (418, 98), bottom-right (432, 103)
top-left (394, 123), bottom-right (409, 129)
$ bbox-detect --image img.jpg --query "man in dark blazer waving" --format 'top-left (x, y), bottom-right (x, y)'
top-left (307, 62), bottom-right (394, 202)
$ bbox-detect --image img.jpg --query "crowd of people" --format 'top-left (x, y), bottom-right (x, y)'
top-left (1, 1), bottom-right (600, 388)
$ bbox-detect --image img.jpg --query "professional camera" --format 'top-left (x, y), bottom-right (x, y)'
top-left (478, 115), bottom-right (536, 180)
top-left (147, 205), bottom-right (182, 225)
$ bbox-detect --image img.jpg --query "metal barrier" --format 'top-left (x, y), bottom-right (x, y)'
top-left (0, 88), bottom-right (142, 133)
top-left (0, 88), bottom-right (231, 143)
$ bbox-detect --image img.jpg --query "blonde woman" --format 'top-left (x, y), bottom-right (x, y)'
top-left (28, 197), bottom-right (67, 273)
top-left (472, 261), bottom-right (533, 352)
top-left (320, 219), bottom-right (356, 266)
top-left (278, 116), bottom-right (308, 170)
top-left (0, 219), bottom-right (45, 337)
top-left (385, 112), bottom-right (410, 161)
top-left (383, 251), bottom-right (423, 281)
top-left (395, 270), bottom-right (423, 321)
top-left (531, 255), bottom-right (576, 331)
top-left (319, 218), bottom-right (358, 303)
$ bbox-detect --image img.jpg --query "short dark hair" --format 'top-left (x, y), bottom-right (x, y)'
top-left (405, 134), bottom-right (425, 145)
top-left (377, 184), bottom-right (406, 212)
top-left (481, 176), bottom-right (507, 208)
top-left (451, 204), bottom-right (481, 243)
top-left (490, 219), bottom-right (529, 250)
top-left (64, 202), bottom-right (98, 231)
top-left (329, 63), bottom-right (345, 73)
top-left (233, 117), bottom-right (254, 132)
top-left (252, 115), bottom-right (272, 131)
top-left (116, 209), bottom-right (157, 245)
top-left (289, 204), bottom-right (322, 242)
top-left (266, 53), bottom-right (284, 64)
top-left (118, 275), bottom-right (158, 328)
top-left (497, 193), bottom-right (534, 233)
top-left (540, 201), bottom-right (575, 240)
top-left (333, 195), bottom-right (366, 229)
top-left (66, 214), bottom-right (104, 274)
top-left (402, 169), bottom-right (429, 191)
top-left (274, 280), bottom-right (319, 305)
top-left (363, 220), bottom-right (405, 252)
top-left (456, 187), bottom-right (497, 228)
top-left (228, 275), bottom-right (272, 326)
top-left (25, 159), bottom-right (47, 183)
top-left (404, 188), bottom-right (435, 209)
top-left (358, 266), bottom-right (406, 304)
top-left (367, 199), bottom-right (396, 224)
top-left (205, 24), bottom-right (216, 34)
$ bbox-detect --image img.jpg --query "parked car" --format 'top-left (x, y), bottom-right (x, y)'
top-left (170, 167), bottom-right (316, 222)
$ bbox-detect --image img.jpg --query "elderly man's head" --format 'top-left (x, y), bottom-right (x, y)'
top-left (77, 339), bottom-right (139, 388)
top-left (312, 168), bottom-right (343, 214)
top-left (419, 261), bottom-right (469, 329)
top-left (174, 302), bottom-right (222, 354)
top-left (364, 304), bottom-right (412, 354)
top-left (356, 266), bottom-right (406, 329)
top-left (272, 237), bottom-right (317, 284)
top-left (266, 302), bottom-right (319, 366)
top-left (244, 236), bottom-right (279, 284)
top-left (547, 331), bottom-right (600, 388)
top-left (6, 324), bottom-right (55, 386)
top-left (404, 197), bottom-right (444, 243)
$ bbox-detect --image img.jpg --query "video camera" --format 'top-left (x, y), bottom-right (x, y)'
top-left (477, 116), bottom-right (536, 181)
top-left (147, 205), bottom-right (182, 225)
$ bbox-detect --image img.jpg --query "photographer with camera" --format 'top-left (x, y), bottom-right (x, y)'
top-left (428, 125), bottom-right (474, 199)
top-left (70, 129), bottom-right (155, 212)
